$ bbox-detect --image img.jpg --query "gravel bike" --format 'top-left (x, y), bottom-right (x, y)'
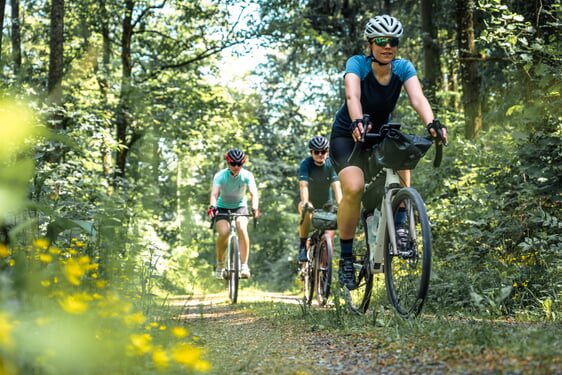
top-left (342, 116), bottom-right (446, 317)
top-left (211, 211), bottom-right (256, 304)
top-left (299, 203), bottom-right (336, 306)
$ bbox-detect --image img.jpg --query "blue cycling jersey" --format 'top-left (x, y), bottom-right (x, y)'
top-left (332, 55), bottom-right (417, 138)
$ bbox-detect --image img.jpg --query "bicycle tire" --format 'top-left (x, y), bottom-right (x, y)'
top-left (228, 236), bottom-right (240, 304)
top-left (315, 233), bottom-right (333, 306)
top-left (343, 215), bottom-right (374, 314)
top-left (306, 243), bottom-right (315, 304)
top-left (384, 187), bottom-right (431, 317)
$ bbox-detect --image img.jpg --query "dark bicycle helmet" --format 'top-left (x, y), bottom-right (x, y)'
top-left (308, 136), bottom-right (329, 150)
top-left (225, 148), bottom-right (247, 163)
top-left (365, 15), bottom-right (403, 39)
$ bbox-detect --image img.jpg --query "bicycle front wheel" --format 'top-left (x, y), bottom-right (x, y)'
top-left (314, 233), bottom-right (333, 306)
top-left (384, 187), bottom-right (432, 317)
top-left (303, 244), bottom-right (315, 305)
top-left (227, 236), bottom-right (240, 304)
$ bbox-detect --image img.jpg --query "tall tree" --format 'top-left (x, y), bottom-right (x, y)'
top-left (48, 0), bottom-right (65, 116)
top-left (0, 0), bottom-right (5, 64)
top-left (421, 0), bottom-right (442, 106)
top-left (10, 0), bottom-right (21, 75)
top-left (456, 0), bottom-right (482, 139)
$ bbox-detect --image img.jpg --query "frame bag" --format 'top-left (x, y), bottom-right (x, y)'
top-left (311, 210), bottom-right (337, 231)
top-left (373, 128), bottom-right (433, 170)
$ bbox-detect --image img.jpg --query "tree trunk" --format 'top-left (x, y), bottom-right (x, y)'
top-left (10, 0), bottom-right (21, 75)
top-left (456, 0), bottom-right (482, 139)
top-left (421, 0), bottom-right (442, 107)
top-left (115, 0), bottom-right (135, 179)
top-left (48, 0), bottom-right (65, 121)
top-left (0, 0), bottom-right (5, 64)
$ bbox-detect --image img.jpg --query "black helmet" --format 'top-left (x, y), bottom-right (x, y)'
top-left (308, 136), bottom-right (329, 150)
top-left (225, 148), bottom-right (247, 163)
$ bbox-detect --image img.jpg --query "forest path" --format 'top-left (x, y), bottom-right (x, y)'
top-left (171, 290), bottom-right (561, 375)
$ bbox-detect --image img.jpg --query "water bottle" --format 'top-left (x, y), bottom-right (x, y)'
top-left (365, 209), bottom-right (381, 251)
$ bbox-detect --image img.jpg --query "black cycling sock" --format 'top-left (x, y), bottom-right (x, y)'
top-left (340, 238), bottom-right (354, 259)
top-left (299, 238), bottom-right (307, 248)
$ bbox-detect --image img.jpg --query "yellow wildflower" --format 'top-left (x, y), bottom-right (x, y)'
top-left (58, 293), bottom-right (92, 314)
top-left (64, 258), bottom-right (87, 285)
top-left (0, 243), bottom-right (10, 258)
top-left (39, 254), bottom-right (52, 263)
top-left (172, 343), bottom-right (208, 369)
top-left (95, 280), bottom-right (108, 289)
top-left (172, 326), bottom-right (188, 338)
top-left (0, 312), bottom-right (15, 348)
top-left (33, 239), bottom-right (49, 250)
top-left (127, 333), bottom-right (153, 356)
top-left (152, 348), bottom-right (169, 369)
top-left (124, 311), bottom-right (146, 326)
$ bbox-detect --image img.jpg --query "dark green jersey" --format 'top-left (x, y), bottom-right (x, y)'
top-left (298, 157), bottom-right (338, 208)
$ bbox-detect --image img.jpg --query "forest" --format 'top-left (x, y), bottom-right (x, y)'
top-left (0, 0), bottom-right (560, 373)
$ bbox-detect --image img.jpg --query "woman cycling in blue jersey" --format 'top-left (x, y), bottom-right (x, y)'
top-left (329, 15), bottom-right (448, 289)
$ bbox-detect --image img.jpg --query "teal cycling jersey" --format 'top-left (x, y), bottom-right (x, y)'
top-left (212, 168), bottom-right (256, 209)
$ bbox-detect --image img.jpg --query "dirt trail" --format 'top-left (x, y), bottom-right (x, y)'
top-left (170, 291), bottom-right (450, 375)
top-left (169, 290), bottom-right (562, 375)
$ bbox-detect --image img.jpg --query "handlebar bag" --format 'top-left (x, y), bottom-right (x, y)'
top-left (373, 129), bottom-right (433, 170)
top-left (312, 210), bottom-right (337, 230)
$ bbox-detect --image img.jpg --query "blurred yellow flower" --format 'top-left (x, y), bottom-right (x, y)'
top-left (171, 343), bottom-right (209, 370)
top-left (152, 348), bottom-right (169, 369)
top-left (95, 280), bottom-right (108, 289)
top-left (124, 311), bottom-right (146, 326)
top-left (33, 239), bottom-right (49, 250)
top-left (48, 247), bottom-right (61, 255)
top-left (0, 312), bottom-right (15, 348)
top-left (63, 256), bottom-right (98, 285)
top-left (127, 333), bottom-right (153, 356)
top-left (172, 326), bottom-right (188, 338)
top-left (58, 293), bottom-right (92, 314)
top-left (39, 254), bottom-right (52, 263)
top-left (0, 243), bottom-right (10, 258)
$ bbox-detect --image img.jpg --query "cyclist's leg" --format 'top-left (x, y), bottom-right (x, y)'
top-left (398, 169), bottom-right (410, 187)
top-left (215, 219), bottom-right (230, 263)
top-left (336, 165), bottom-right (364, 289)
top-left (297, 201), bottom-right (313, 237)
top-left (236, 215), bottom-right (250, 264)
top-left (215, 216), bottom-right (229, 279)
top-left (297, 201), bottom-right (312, 262)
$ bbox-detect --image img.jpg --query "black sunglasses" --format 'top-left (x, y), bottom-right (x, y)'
top-left (229, 162), bottom-right (243, 167)
top-left (371, 37), bottom-right (399, 47)
top-left (312, 150), bottom-right (327, 155)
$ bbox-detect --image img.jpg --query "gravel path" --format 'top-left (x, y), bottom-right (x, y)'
top-left (173, 291), bottom-right (562, 375)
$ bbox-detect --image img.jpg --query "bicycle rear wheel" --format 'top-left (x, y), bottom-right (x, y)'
top-left (384, 187), bottom-right (431, 317)
top-left (343, 215), bottom-right (373, 314)
top-left (314, 233), bottom-right (333, 306)
top-left (227, 236), bottom-right (240, 304)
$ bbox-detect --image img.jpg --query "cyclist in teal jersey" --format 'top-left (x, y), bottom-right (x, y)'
top-left (329, 15), bottom-right (448, 289)
top-left (208, 149), bottom-right (260, 279)
top-left (297, 136), bottom-right (342, 262)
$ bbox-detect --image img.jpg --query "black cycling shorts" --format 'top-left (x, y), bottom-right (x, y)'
top-left (216, 206), bottom-right (249, 222)
top-left (329, 136), bottom-right (365, 174)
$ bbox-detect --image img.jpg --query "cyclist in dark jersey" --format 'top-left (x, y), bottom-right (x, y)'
top-left (329, 15), bottom-right (448, 289)
top-left (297, 136), bottom-right (342, 262)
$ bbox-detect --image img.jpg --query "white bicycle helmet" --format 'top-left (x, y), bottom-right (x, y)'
top-left (365, 15), bottom-right (403, 39)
